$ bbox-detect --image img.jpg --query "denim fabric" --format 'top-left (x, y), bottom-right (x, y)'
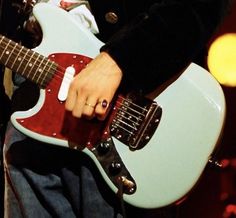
top-left (3, 123), bottom-right (122, 218)
top-left (3, 122), bottom-right (176, 218)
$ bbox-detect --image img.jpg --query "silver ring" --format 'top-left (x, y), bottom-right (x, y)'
top-left (99, 99), bottom-right (109, 108)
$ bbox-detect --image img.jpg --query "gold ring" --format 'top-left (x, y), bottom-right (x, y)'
top-left (85, 102), bottom-right (95, 108)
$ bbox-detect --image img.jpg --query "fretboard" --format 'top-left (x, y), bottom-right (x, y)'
top-left (0, 34), bottom-right (57, 88)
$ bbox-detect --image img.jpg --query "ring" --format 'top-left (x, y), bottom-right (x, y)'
top-left (99, 99), bottom-right (109, 108)
top-left (85, 102), bottom-right (95, 108)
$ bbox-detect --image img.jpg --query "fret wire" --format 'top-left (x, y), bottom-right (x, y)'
top-left (9, 42), bottom-right (26, 73)
top-left (25, 50), bottom-right (56, 86)
top-left (26, 50), bottom-right (39, 80)
top-left (0, 46), bottom-right (44, 83)
top-left (8, 39), bottom-right (20, 60)
top-left (0, 38), bottom-right (55, 79)
top-left (9, 44), bottom-right (23, 69)
top-left (1, 40), bottom-right (55, 87)
top-left (21, 49), bottom-right (35, 76)
top-left (0, 36), bottom-right (96, 92)
top-left (0, 38), bottom-right (11, 60)
top-left (6, 48), bottom-right (57, 88)
top-left (1, 36), bottom-right (155, 128)
top-left (0, 36), bottom-right (7, 59)
top-left (5, 41), bottom-right (18, 65)
top-left (0, 37), bottom-right (76, 84)
top-left (0, 39), bottom-right (65, 89)
top-left (33, 55), bottom-right (46, 83)
top-left (39, 58), bottom-right (55, 85)
top-left (15, 48), bottom-right (30, 74)
top-left (0, 36), bottom-right (4, 51)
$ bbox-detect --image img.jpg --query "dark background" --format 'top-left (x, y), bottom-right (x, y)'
top-left (1, 1), bottom-right (236, 217)
top-left (178, 1), bottom-right (236, 217)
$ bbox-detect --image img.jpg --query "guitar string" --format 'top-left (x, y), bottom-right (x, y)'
top-left (0, 38), bottom-right (159, 147)
top-left (114, 111), bottom-right (142, 131)
top-left (0, 37), bottom-right (150, 110)
top-left (112, 121), bottom-right (135, 135)
top-left (0, 37), bottom-right (145, 114)
top-left (115, 103), bottom-right (144, 121)
top-left (119, 98), bottom-right (147, 114)
top-left (112, 115), bottom-right (139, 134)
top-left (114, 98), bottom-right (144, 130)
top-left (0, 38), bottom-right (69, 87)
top-left (0, 48), bottom-right (149, 134)
top-left (0, 36), bottom-right (90, 86)
top-left (0, 40), bottom-right (149, 134)
top-left (0, 36), bottom-right (69, 85)
top-left (0, 37), bottom-right (150, 121)
top-left (0, 37), bottom-right (149, 113)
top-left (111, 96), bottom-right (146, 133)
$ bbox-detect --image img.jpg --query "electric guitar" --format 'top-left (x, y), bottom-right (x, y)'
top-left (0, 3), bottom-right (226, 209)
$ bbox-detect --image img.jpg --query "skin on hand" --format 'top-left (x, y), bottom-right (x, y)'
top-left (65, 52), bottom-right (123, 120)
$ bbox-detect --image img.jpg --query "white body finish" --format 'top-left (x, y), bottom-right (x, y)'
top-left (11, 3), bottom-right (226, 209)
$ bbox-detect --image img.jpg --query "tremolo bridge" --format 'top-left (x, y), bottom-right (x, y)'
top-left (90, 93), bottom-right (162, 195)
top-left (110, 93), bottom-right (162, 150)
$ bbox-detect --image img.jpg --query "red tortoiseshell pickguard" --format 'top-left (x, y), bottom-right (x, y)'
top-left (16, 53), bottom-right (112, 149)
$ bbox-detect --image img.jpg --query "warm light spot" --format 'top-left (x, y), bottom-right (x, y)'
top-left (207, 33), bottom-right (236, 87)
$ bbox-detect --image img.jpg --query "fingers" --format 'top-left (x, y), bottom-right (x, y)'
top-left (65, 51), bottom-right (122, 120)
top-left (65, 82), bottom-right (85, 118)
top-left (73, 99), bottom-right (110, 120)
top-left (95, 99), bottom-right (110, 120)
top-left (66, 86), bottom-right (110, 119)
top-left (65, 74), bottom-right (112, 119)
top-left (83, 97), bottom-right (97, 119)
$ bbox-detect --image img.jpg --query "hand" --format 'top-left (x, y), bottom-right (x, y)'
top-left (65, 52), bottom-right (122, 120)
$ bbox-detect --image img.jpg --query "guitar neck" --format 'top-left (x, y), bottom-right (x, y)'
top-left (0, 34), bottom-right (57, 88)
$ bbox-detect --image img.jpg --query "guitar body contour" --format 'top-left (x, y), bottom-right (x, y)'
top-left (9, 3), bottom-right (226, 209)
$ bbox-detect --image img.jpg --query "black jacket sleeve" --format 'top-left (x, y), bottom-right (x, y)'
top-left (101, 0), bottom-right (231, 93)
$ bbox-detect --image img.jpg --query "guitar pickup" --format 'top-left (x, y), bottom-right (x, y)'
top-left (58, 65), bottom-right (75, 101)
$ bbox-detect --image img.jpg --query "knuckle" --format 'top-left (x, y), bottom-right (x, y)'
top-left (69, 82), bottom-right (77, 92)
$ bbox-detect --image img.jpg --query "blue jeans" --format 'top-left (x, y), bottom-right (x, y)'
top-left (3, 122), bottom-right (175, 218)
